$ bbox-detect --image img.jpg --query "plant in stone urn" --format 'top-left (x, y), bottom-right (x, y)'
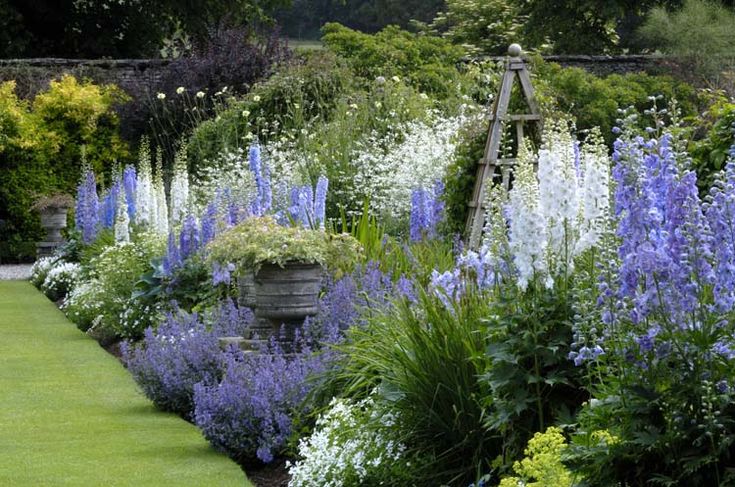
top-left (207, 217), bottom-right (362, 339)
top-left (32, 193), bottom-right (75, 257)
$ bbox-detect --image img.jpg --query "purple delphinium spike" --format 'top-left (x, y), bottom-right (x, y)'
top-left (315, 176), bottom-right (328, 229)
top-left (410, 188), bottom-right (428, 242)
top-left (101, 181), bottom-right (120, 229)
top-left (200, 202), bottom-right (217, 246)
top-left (429, 180), bottom-right (445, 239)
top-left (262, 160), bottom-right (272, 214)
top-left (163, 231), bottom-right (181, 277)
top-left (705, 158), bottom-right (735, 311)
top-left (248, 144), bottom-right (272, 216)
top-left (212, 262), bottom-right (235, 286)
top-left (77, 170), bottom-right (100, 243)
top-left (123, 166), bottom-right (137, 221)
top-left (179, 214), bottom-right (201, 260)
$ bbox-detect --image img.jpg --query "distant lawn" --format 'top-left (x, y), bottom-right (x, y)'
top-left (288, 38), bottom-right (324, 50)
top-left (0, 281), bottom-right (250, 487)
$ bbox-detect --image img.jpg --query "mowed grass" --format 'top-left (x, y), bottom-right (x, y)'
top-left (0, 281), bottom-right (250, 487)
top-left (288, 38), bottom-right (324, 50)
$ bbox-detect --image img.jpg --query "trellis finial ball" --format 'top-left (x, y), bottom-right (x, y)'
top-left (508, 44), bottom-right (522, 57)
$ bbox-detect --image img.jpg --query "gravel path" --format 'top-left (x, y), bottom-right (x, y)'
top-left (0, 265), bottom-right (32, 280)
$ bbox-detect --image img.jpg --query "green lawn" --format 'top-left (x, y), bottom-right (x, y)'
top-left (288, 38), bottom-right (324, 50)
top-left (0, 281), bottom-right (250, 487)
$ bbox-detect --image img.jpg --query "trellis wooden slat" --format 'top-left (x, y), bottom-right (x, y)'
top-left (465, 44), bottom-right (542, 248)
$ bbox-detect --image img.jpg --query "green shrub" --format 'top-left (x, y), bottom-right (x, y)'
top-left (427, 0), bottom-right (525, 56)
top-left (0, 75), bottom-right (129, 262)
top-left (63, 233), bottom-right (165, 339)
top-left (187, 51), bottom-right (354, 173)
top-left (638, 0), bottom-right (735, 88)
top-left (690, 94), bottom-right (735, 191)
top-left (442, 120), bottom-right (487, 236)
top-left (536, 62), bottom-right (699, 145)
top-left (321, 23), bottom-right (467, 100)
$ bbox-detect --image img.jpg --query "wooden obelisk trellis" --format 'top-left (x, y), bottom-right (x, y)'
top-left (466, 44), bottom-right (542, 248)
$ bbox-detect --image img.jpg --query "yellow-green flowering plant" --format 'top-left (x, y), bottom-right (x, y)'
top-left (207, 217), bottom-right (362, 275)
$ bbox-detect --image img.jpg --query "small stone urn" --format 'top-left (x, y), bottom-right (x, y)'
top-left (254, 262), bottom-right (323, 343)
top-left (237, 271), bottom-right (273, 340)
top-left (33, 193), bottom-right (74, 258)
top-left (39, 207), bottom-right (68, 243)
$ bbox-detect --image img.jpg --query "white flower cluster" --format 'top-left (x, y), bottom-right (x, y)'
top-left (169, 147), bottom-right (190, 226)
top-left (61, 279), bottom-right (104, 324)
top-left (30, 256), bottom-right (59, 287)
top-left (191, 148), bottom-right (257, 213)
top-left (134, 138), bottom-right (169, 234)
top-left (507, 141), bottom-right (549, 290)
top-left (41, 261), bottom-right (82, 298)
top-left (115, 188), bottom-right (130, 243)
top-left (288, 397), bottom-right (406, 487)
top-left (348, 109), bottom-right (482, 219)
top-left (500, 124), bottom-right (611, 290)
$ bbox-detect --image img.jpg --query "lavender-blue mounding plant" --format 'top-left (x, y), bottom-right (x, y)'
top-left (122, 304), bottom-right (247, 418)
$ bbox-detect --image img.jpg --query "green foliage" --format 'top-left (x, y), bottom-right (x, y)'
top-left (0, 76), bottom-right (128, 262)
top-left (0, 0), bottom-right (291, 58)
top-left (639, 0), bottom-right (735, 86)
top-left (330, 289), bottom-right (498, 485)
top-left (207, 217), bottom-right (362, 274)
top-left (187, 51), bottom-right (354, 173)
top-left (498, 427), bottom-right (575, 487)
top-left (427, 0), bottom-right (525, 56)
top-left (691, 95), bottom-right (735, 190)
top-left (568, 383), bottom-right (735, 486)
top-left (442, 122), bottom-right (487, 237)
top-left (480, 283), bottom-right (587, 466)
top-left (536, 62), bottom-right (698, 145)
top-left (63, 234), bottom-right (165, 339)
top-left (321, 23), bottom-right (467, 100)
top-left (276, 0), bottom-right (444, 39)
top-left (339, 200), bottom-right (386, 263)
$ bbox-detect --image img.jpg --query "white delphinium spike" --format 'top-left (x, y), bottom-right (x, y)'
top-left (481, 183), bottom-right (510, 266)
top-left (169, 146), bottom-right (190, 225)
top-left (576, 128), bottom-right (611, 254)
top-left (153, 149), bottom-right (169, 235)
top-left (507, 140), bottom-right (548, 290)
top-left (135, 137), bottom-right (154, 226)
top-left (537, 121), bottom-right (579, 275)
top-left (114, 188), bottom-right (130, 243)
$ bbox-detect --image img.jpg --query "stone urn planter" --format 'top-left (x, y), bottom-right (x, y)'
top-left (39, 207), bottom-right (68, 243)
top-left (237, 271), bottom-right (273, 339)
top-left (33, 193), bottom-right (74, 258)
top-left (254, 262), bottom-right (323, 341)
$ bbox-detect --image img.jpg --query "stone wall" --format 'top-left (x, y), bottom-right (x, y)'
top-left (0, 58), bottom-right (170, 100)
top-left (0, 55), bottom-right (675, 101)
top-left (471, 54), bottom-right (674, 77)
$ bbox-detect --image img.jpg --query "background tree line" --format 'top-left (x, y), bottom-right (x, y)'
top-left (1, 0), bottom-right (734, 58)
